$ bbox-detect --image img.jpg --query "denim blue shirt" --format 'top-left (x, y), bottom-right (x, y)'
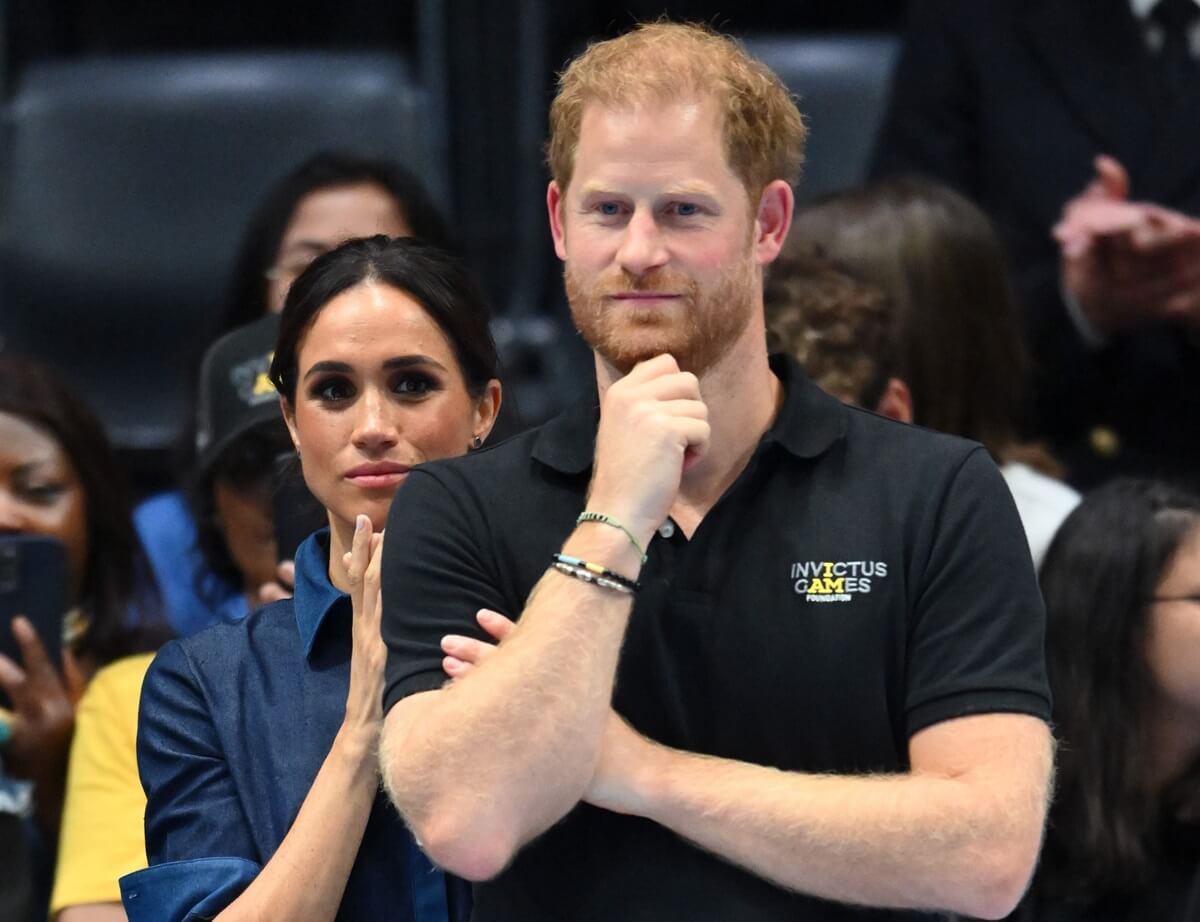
top-left (120, 530), bottom-right (467, 922)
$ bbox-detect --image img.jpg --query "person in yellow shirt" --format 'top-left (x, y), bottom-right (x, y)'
top-left (51, 653), bottom-right (154, 921)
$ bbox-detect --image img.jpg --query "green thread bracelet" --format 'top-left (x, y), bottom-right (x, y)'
top-left (576, 511), bottom-right (648, 564)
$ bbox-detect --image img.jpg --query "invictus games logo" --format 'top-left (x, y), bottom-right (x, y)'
top-left (790, 560), bottom-right (889, 603)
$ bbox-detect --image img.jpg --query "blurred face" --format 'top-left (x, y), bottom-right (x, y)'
top-left (0, 411), bottom-right (89, 601)
top-left (548, 95), bottom-right (761, 376)
top-left (283, 282), bottom-right (497, 540)
top-left (267, 182), bottom-right (413, 312)
top-left (1147, 525), bottom-right (1200, 718)
top-left (213, 479), bottom-right (278, 593)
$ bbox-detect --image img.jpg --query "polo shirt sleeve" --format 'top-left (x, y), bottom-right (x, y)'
top-left (382, 466), bottom-right (510, 713)
top-left (124, 640), bottom-right (262, 920)
top-left (905, 446), bottom-right (1051, 736)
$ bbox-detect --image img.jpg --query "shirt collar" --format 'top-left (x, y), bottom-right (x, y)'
top-left (530, 352), bottom-right (845, 476)
top-left (292, 529), bottom-right (349, 660)
top-left (763, 351), bottom-right (848, 458)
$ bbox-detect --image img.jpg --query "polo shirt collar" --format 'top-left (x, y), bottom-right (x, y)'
top-left (764, 351), bottom-right (848, 458)
top-left (531, 352), bottom-right (845, 476)
top-left (292, 528), bottom-right (349, 660)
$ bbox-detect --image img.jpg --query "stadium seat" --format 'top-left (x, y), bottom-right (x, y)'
top-left (742, 34), bottom-right (900, 203)
top-left (0, 52), bottom-right (445, 471)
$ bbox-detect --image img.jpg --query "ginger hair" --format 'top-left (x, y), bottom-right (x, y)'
top-left (547, 21), bottom-right (806, 202)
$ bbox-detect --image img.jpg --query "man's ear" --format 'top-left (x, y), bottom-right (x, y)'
top-left (547, 181), bottom-right (567, 261)
top-left (874, 377), bottom-right (914, 424)
top-left (754, 179), bottom-right (794, 267)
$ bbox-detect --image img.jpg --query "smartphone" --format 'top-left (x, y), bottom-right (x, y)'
top-left (271, 452), bottom-right (326, 563)
top-left (0, 536), bottom-right (67, 709)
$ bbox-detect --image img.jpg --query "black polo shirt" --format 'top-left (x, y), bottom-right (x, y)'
top-left (382, 353), bottom-right (1050, 922)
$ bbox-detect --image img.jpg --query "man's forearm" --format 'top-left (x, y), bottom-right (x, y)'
top-left (382, 527), bottom-right (640, 879)
top-left (620, 715), bottom-right (1053, 920)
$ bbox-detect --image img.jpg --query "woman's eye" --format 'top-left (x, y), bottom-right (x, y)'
top-left (311, 377), bottom-right (355, 402)
top-left (394, 374), bottom-right (435, 396)
top-left (17, 482), bottom-right (66, 504)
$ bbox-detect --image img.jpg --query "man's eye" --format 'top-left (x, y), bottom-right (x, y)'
top-left (597, 202), bottom-right (623, 216)
top-left (311, 377), bottom-right (354, 401)
top-left (672, 202), bottom-right (700, 217)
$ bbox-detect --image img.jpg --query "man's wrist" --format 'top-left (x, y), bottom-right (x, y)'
top-left (562, 523), bottom-right (645, 582)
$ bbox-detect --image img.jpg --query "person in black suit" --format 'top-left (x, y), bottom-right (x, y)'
top-left (872, 0), bottom-right (1200, 489)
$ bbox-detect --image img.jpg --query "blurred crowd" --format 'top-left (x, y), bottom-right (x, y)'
top-left (1, 2), bottom-right (1200, 921)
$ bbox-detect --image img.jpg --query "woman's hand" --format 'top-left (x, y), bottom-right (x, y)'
top-left (341, 515), bottom-right (386, 751)
top-left (440, 609), bottom-right (516, 680)
top-left (257, 560), bottom-right (296, 605)
top-left (0, 615), bottom-right (81, 835)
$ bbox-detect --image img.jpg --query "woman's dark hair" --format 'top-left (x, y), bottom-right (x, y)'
top-left (270, 235), bottom-right (499, 404)
top-left (788, 178), bottom-right (1037, 468)
top-left (186, 420), bottom-right (292, 591)
top-left (0, 356), bottom-right (167, 667)
top-left (1037, 478), bottom-right (1200, 903)
top-left (219, 150), bottom-right (454, 332)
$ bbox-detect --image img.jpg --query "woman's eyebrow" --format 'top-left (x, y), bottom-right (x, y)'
top-left (301, 355), bottom-right (446, 381)
top-left (382, 355), bottom-right (446, 372)
top-left (302, 359), bottom-right (352, 381)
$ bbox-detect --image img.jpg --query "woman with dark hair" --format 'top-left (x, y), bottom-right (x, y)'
top-left (137, 149), bottom-right (452, 633)
top-left (220, 149), bottom-right (454, 330)
top-left (787, 178), bottom-right (1080, 566)
top-left (121, 236), bottom-right (500, 922)
top-left (0, 356), bottom-right (168, 920)
top-left (1013, 478), bottom-right (1200, 920)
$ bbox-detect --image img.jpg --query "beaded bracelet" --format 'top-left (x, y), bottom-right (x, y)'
top-left (551, 553), bottom-right (640, 595)
top-left (576, 511), bottom-right (648, 564)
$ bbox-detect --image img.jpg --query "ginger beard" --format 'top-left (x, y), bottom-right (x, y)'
top-left (564, 249), bottom-right (759, 377)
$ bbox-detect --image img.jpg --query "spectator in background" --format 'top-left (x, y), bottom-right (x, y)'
top-left (121, 237), bottom-right (500, 922)
top-left (219, 149), bottom-right (454, 329)
top-left (0, 356), bottom-right (168, 921)
top-left (763, 247), bottom-right (911, 418)
top-left (138, 316), bottom-right (292, 636)
top-left (784, 179), bottom-right (1079, 566)
top-left (1011, 479), bottom-right (1200, 921)
top-left (136, 150), bottom-right (453, 635)
top-left (872, 0), bottom-right (1200, 488)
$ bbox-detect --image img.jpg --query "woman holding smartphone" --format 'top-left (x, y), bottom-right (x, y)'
top-left (121, 236), bottom-right (500, 922)
top-left (0, 357), bottom-right (168, 921)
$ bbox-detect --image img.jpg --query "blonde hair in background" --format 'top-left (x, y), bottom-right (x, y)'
top-left (547, 21), bottom-right (807, 204)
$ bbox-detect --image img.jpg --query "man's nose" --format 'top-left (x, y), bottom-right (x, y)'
top-left (616, 209), bottom-right (669, 277)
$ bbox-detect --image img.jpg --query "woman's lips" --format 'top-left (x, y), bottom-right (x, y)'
top-left (344, 461), bottom-right (411, 489)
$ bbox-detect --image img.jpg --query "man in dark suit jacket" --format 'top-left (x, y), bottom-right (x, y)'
top-left (872, 0), bottom-right (1200, 488)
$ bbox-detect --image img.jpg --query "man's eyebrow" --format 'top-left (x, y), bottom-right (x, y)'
top-left (302, 355), bottom-right (447, 381)
top-left (660, 183), bottom-right (719, 197)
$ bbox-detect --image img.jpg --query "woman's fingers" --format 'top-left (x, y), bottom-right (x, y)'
top-left (346, 514), bottom-right (372, 611)
top-left (476, 609), bottom-right (516, 641)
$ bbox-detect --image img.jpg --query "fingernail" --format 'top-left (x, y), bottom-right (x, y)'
top-left (356, 515), bottom-right (368, 533)
top-left (11, 617), bottom-right (32, 641)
